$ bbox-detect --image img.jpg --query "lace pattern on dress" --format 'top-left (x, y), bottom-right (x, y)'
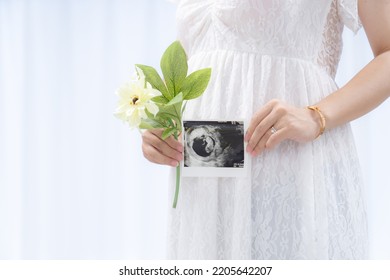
top-left (316, 0), bottom-right (344, 78)
top-left (338, 0), bottom-right (362, 33)
top-left (316, 0), bottom-right (361, 78)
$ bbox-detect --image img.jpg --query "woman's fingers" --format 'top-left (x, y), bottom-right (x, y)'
top-left (142, 129), bottom-right (183, 167)
top-left (149, 129), bottom-right (183, 153)
top-left (250, 128), bottom-right (274, 156)
top-left (142, 141), bottom-right (180, 167)
top-left (245, 99), bottom-right (320, 156)
top-left (246, 100), bottom-right (286, 154)
top-left (265, 127), bottom-right (289, 149)
top-left (245, 100), bottom-right (275, 142)
top-left (246, 111), bottom-right (279, 154)
top-left (249, 123), bottom-right (289, 156)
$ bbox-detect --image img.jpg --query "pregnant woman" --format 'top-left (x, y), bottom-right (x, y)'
top-left (141, 0), bottom-right (390, 259)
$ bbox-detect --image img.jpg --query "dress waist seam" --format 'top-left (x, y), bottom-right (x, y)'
top-left (188, 49), bottom-right (336, 81)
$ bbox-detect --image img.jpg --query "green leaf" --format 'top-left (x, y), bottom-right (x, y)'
top-left (135, 64), bottom-right (172, 100)
top-left (139, 121), bottom-right (155, 130)
top-left (160, 41), bottom-right (188, 97)
top-left (166, 117), bottom-right (175, 128)
top-left (166, 92), bottom-right (183, 106)
top-left (157, 98), bottom-right (183, 127)
top-left (181, 101), bottom-right (187, 114)
top-left (181, 68), bottom-right (211, 100)
top-left (139, 118), bottom-right (165, 130)
top-left (158, 112), bottom-right (180, 124)
top-left (151, 95), bottom-right (169, 104)
top-left (162, 127), bottom-right (177, 140)
top-left (158, 103), bottom-right (177, 117)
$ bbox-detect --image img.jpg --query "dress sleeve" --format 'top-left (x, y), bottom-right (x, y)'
top-left (337, 0), bottom-right (362, 33)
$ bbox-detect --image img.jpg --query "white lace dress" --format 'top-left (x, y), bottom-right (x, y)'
top-left (167, 0), bottom-right (368, 259)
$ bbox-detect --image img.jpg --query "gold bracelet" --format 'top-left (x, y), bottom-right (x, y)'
top-left (307, 106), bottom-right (326, 139)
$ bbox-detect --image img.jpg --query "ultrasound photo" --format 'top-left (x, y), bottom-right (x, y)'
top-left (183, 121), bottom-right (245, 168)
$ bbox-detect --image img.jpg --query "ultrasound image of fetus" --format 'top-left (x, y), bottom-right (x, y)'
top-left (183, 121), bottom-right (244, 168)
top-left (192, 135), bottom-right (215, 157)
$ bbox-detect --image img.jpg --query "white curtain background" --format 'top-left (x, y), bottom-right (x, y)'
top-left (0, 0), bottom-right (389, 259)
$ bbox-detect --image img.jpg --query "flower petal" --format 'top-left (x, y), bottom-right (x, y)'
top-left (113, 110), bottom-right (126, 121)
top-left (128, 109), bottom-right (142, 127)
top-left (145, 102), bottom-right (159, 116)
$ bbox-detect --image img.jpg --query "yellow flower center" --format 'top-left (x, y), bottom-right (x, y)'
top-left (131, 96), bottom-right (139, 105)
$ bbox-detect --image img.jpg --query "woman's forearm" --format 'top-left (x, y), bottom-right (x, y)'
top-left (316, 50), bottom-right (390, 131)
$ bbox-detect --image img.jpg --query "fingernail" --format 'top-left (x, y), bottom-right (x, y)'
top-left (251, 151), bottom-right (257, 157)
top-left (171, 161), bottom-right (178, 167)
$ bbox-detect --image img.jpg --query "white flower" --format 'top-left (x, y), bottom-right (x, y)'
top-left (114, 67), bottom-right (160, 127)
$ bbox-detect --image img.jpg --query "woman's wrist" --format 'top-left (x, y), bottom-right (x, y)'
top-left (306, 106), bottom-right (326, 139)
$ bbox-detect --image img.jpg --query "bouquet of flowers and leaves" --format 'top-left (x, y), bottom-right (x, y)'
top-left (114, 41), bottom-right (211, 208)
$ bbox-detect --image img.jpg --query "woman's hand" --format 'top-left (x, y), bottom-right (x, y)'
top-left (245, 99), bottom-right (321, 156)
top-left (141, 128), bottom-right (183, 167)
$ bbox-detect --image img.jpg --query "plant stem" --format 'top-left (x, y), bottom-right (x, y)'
top-left (172, 117), bottom-right (182, 208)
top-left (172, 164), bottom-right (181, 208)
